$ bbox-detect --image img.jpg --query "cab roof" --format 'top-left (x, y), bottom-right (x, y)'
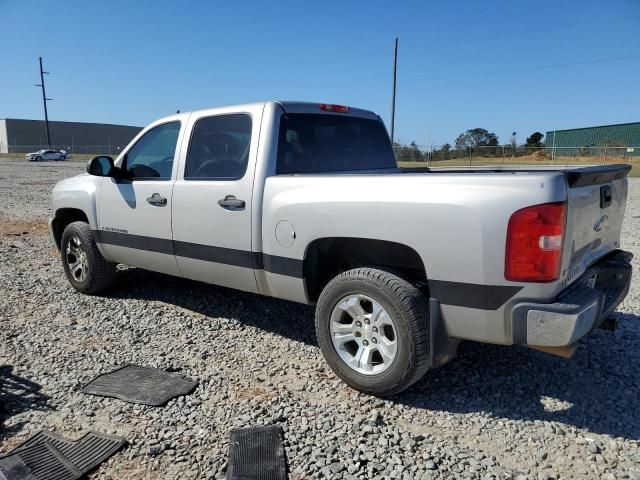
top-left (179, 101), bottom-right (380, 121)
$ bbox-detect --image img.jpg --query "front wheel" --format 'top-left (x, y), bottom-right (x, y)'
top-left (35, 156), bottom-right (42, 161)
top-left (60, 221), bottom-right (116, 294)
top-left (315, 268), bottom-right (430, 396)
top-left (59, 155), bottom-right (66, 161)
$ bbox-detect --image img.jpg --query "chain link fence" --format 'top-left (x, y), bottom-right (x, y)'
top-left (393, 145), bottom-right (638, 167)
top-left (2, 144), bottom-right (638, 175)
top-left (1, 144), bottom-right (128, 161)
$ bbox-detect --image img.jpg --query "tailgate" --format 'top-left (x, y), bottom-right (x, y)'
top-left (560, 164), bottom-right (630, 287)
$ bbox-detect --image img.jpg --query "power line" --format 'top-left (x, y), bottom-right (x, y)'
top-left (423, 16), bottom-right (639, 49)
top-left (409, 54), bottom-right (640, 82)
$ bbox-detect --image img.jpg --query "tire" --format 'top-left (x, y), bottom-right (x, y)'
top-left (60, 221), bottom-right (116, 294)
top-left (35, 156), bottom-right (42, 161)
top-left (315, 267), bottom-right (430, 396)
top-left (59, 155), bottom-right (66, 161)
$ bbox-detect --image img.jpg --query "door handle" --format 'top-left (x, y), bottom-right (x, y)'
top-left (218, 195), bottom-right (245, 211)
top-left (146, 193), bottom-right (167, 206)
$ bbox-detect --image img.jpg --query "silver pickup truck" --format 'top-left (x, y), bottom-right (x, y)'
top-left (50, 101), bottom-right (633, 395)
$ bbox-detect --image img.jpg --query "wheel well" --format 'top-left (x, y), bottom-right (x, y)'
top-left (51, 208), bottom-right (89, 249)
top-left (303, 237), bottom-right (428, 302)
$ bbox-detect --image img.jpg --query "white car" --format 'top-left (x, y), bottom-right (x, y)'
top-left (25, 149), bottom-right (67, 161)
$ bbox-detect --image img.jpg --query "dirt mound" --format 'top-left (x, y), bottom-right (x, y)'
top-left (0, 217), bottom-right (49, 237)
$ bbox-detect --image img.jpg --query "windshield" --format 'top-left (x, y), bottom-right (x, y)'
top-left (276, 113), bottom-right (396, 174)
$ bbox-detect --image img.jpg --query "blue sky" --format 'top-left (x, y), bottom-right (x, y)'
top-left (1, 0), bottom-right (638, 146)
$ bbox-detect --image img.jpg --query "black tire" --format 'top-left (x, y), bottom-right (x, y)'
top-left (35, 156), bottom-right (42, 161)
top-left (315, 267), bottom-right (430, 396)
top-left (60, 221), bottom-right (116, 294)
top-left (59, 155), bottom-right (66, 161)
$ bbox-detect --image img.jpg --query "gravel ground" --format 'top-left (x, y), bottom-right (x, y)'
top-left (0, 158), bottom-right (638, 480)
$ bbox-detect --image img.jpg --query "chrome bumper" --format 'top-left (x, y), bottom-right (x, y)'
top-left (511, 250), bottom-right (633, 347)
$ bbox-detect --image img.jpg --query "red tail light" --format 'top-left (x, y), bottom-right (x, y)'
top-left (319, 103), bottom-right (349, 113)
top-left (505, 202), bottom-right (566, 282)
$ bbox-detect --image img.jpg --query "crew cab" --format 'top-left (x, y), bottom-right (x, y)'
top-left (49, 101), bottom-right (633, 395)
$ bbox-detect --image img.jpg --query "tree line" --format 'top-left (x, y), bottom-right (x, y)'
top-left (394, 129), bottom-right (546, 161)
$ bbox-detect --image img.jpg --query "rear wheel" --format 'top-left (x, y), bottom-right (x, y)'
top-left (315, 267), bottom-right (430, 396)
top-left (60, 221), bottom-right (116, 294)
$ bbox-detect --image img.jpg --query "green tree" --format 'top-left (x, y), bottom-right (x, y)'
top-left (409, 140), bottom-right (423, 161)
top-left (455, 128), bottom-right (499, 149)
top-left (525, 131), bottom-right (544, 147)
top-left (432, 143), bottom-right (451, 162)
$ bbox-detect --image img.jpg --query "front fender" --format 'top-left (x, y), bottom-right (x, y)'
top-left (52, 174), bottom-right (100, 227)
top-left (51, 174), bottom-right (104, 254)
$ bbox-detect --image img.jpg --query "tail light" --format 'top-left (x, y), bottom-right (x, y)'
top-left (319, 103), bottom-right (349, 113)
top-left (505, 202), bottom-right (566, 282)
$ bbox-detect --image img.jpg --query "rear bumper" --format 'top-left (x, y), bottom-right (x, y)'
top-left (511, 250), bottom-right (632, 347)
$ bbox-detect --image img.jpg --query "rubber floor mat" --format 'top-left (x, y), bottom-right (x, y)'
top-left (10, 431), bottom-right (125, 474)
top-left (81, 365), bottom-right (198, 406)
top-left (0, 455), bottom-right (32, 480)
top-left (0, 441), bottom-right (81, 480)
top-left (227, 425), bottom-right (287, 480)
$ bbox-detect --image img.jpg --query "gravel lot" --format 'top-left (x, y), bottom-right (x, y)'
top-left (0, 158), bottom-right (639, 480)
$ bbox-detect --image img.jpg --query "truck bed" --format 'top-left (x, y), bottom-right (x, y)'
top-left (399, 163), bottom-right (631, 187)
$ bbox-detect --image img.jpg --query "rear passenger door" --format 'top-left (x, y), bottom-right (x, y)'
top-left (172, 106), bottom-right (262, 293)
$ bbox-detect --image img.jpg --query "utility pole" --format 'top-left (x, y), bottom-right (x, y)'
top-left (35, 57), bottom-right (52, 149)
top-left (390, 37), bottom-right (398, 144)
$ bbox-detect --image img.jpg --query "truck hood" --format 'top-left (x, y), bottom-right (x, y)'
top-left (53, 172), bottom-right (94, 190)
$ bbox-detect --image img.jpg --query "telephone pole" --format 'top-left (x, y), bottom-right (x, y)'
top-left (390, 37), bottom-right (398, 144)
top-left (35, 57), bottom-right (52, 149)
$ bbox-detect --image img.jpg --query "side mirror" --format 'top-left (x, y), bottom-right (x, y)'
top-left (87, 156), bottom-right (115, 177)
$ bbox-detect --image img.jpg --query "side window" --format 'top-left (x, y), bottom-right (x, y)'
top-left (185, 114), bottom-right (252, 180)
top-left (123, 121), bottom-right (181, 179)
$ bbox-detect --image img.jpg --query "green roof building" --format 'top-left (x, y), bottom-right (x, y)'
top-left (545, 122), bottom-right (640, 157)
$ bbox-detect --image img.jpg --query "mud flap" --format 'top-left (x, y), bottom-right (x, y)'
top-left (429, 298), bottom-right (459, 369)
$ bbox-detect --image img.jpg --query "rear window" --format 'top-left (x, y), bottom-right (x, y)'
top-left (185, 114), bottom-right (252, 180)
top-left (276, 114), bottom-right (396, 174)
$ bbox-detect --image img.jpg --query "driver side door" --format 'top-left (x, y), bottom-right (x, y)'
top-left (96, 119), bottom-right (185, 276)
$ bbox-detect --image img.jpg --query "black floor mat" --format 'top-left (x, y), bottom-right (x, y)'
top-left (227, 425), bottom-right (287, 480)
top-left (81, 365), bottom-right (198, 406)
top-left (0, 441), bottom-right (81, 480)
top-left (9, 431), bottom-right (125, 474)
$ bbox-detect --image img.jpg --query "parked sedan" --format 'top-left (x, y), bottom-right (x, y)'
top-left (25, 149), bottom-right (67, 161)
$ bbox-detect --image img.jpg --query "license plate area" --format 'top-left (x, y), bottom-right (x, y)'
top-left (558, 251), bottom-right (632, 318)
